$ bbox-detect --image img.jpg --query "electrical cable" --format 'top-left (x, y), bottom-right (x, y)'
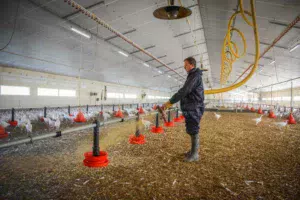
top-left (0, 0), bottom-right (20, 51)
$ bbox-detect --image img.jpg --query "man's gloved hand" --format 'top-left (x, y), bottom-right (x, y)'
top-left (161, 101), bottom-right (173, 110)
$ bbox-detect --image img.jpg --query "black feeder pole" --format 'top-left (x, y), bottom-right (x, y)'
top-left (11, 108), bottom-right (15, 122)
top-left (122, 104), bottom-right (124, 110)
top-left (86, 105), bottom-right (89, 113)
top-left (168, 110), bottom-right (171, 123)
top-left (155, 112), bottom-right (159, 128)
top-left (135, 113), bottom-right (140, 137)
top-left (44, 107), bottom-right (47, 118)
top-left (68, 105), bottom-right (71, 115)
top-left (113, 104), bottom-right (115, 112)
top-left (93, 120), bottom-right (100, 156)
top-left (176, 108), bottom-right (179, 118)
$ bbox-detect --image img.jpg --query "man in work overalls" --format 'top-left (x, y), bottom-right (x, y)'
top-left (162, 57), bottom-right (205, 162)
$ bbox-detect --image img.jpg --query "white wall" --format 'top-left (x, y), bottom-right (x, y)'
top-left (260, 87), bottom-right (300, 107)
top-left (0, 66), bottom-right (171, 109)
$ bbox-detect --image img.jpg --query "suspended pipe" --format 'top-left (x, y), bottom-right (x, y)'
top-left (0, 114), bottom-right (138, 149)
top-left (250, 76), bottom-right (300, 91)
top-left (63, 0), bottom-right (185, 79)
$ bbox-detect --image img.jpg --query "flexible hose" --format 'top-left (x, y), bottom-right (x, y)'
top-left (204, 0), bottom-right (260, 94)
top-left (220, 6), bottom-right (252, 85)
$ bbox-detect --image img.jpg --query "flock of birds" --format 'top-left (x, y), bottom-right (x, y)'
top-left (213, 105), bottom-right (300, 130)
top-left (1, 103), bottom-right (299, 138)
top-left (0, 105), bottom-right (154, 137)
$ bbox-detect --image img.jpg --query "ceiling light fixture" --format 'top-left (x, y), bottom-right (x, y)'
top-left (289, 44), bottom-right (299, 52)
top-left (118, 51), bottom-right (129, 57)
top-left (269, 60), bottom-right (275, 65)
top-left (153, 0), bottom-right (192, 20)
top-left (168, 75), bottom-right (171, 78)
top-left (71, 27), bottom-right (91, 39)
top-left (143, 63), bottom-right (150, 67)
top-left (158, 70), bottom-right (162, 74)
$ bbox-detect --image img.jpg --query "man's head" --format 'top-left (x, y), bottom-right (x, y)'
top-left (184, 57), bottom-right (196, 73)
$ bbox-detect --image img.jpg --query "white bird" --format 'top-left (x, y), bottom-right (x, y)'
top-left (214, 112), bottom-right (221, 120)
top-left (273, 120), bottom-right (288, 130)
top-left (252, 115), bottom-right (263, 125)
top-left (128, 113), bottom-right (136, 117)
top-left (102, 113), bottom-right (111, 121)
top-left (264, 111), bottom-right (268, 115)
top-left (48, 119), bottom-right (55, 128)
top-left (124, 109), bottom-right (133, 115)
top-left (0, 121), bottom-right (10, 128)
top-left (54, 119), bottom-right (61, 130)
top-left (141, 117), bottom-right (152, 130)
top-left (43, 117), bottom-right (50, 124)
top-left (25, 122), bottom-right (32, 133)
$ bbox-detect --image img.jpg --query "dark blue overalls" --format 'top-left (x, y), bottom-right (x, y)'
top-left (169, 68), bottom-right (205, 135)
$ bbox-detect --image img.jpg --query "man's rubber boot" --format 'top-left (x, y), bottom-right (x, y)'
top-left (184, 134), bottom-right (199, 162)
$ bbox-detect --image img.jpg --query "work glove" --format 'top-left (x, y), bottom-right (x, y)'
top-left (161, 101), bottom-right (173, 110)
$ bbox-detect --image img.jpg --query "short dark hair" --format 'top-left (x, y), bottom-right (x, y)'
top-left (184, 57), bottom-right (196, 67)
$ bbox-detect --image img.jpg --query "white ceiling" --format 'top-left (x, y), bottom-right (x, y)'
top-left (0, 0), bottom-right (299, 94)
top-left (0, 0), bottom-right (212, 93)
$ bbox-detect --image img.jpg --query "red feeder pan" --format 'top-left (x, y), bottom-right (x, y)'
top-left (8, 120), bottom-right (18, 127)
top-left (164, 121), bottom-right (175, 127)
top-left (114, 109), bottom-right (124, 118)
top-left (74, 112), bottom-right (87, 123)
top-left (245, 105), bottom-right (250, 110)
top-left (268, 110), bottom-right (277, 119)
top-left (83, 151), bottom-right (109, 168)
top-left (288, 113), bottom-right (296, 124)
top-left (69, 114), bottom-right (74, 117)
top-left (129, 134), bottom-right (145, 144)
top-left (40, 117), bottom-right (44, 122)
top-left (173, 117), bottom-right (184, 123)
top-left (138, 107), bottom-right (145, 114)
top-left (0, 126), bottom-right (8, 139)
top-left (257, 107), bottom-right (263, 114)
top-left (179, 115), bottom-right (185, 120)
top-left (151, 126), bottom-right (164, 134)
top-left (250, 107), bottom-right (255, 112)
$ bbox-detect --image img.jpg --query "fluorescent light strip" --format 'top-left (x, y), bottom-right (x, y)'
top-left (269, 60), bottom-right (275, 65)
top-left (290, 44), bottom-right (299, 52)
top-left (143, 63), bottom-right (149, 67)
top-left (118, 51), bottom-right (129, 57)
top-left (158, 70), bottom-right (162, 74)
top-left (168, 75), bottom-right (171, 78)
top-left (71, 27), bottom-right (91, 39)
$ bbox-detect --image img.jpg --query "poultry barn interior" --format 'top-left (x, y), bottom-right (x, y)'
top-left (0, 0), bottom-right (300, 199)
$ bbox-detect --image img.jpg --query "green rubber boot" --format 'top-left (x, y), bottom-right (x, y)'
top-left (184, 134), bottom-right (199, 162)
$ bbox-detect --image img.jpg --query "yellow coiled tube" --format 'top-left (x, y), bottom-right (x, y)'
top-left (204, 0), bottom-right (259, 94)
